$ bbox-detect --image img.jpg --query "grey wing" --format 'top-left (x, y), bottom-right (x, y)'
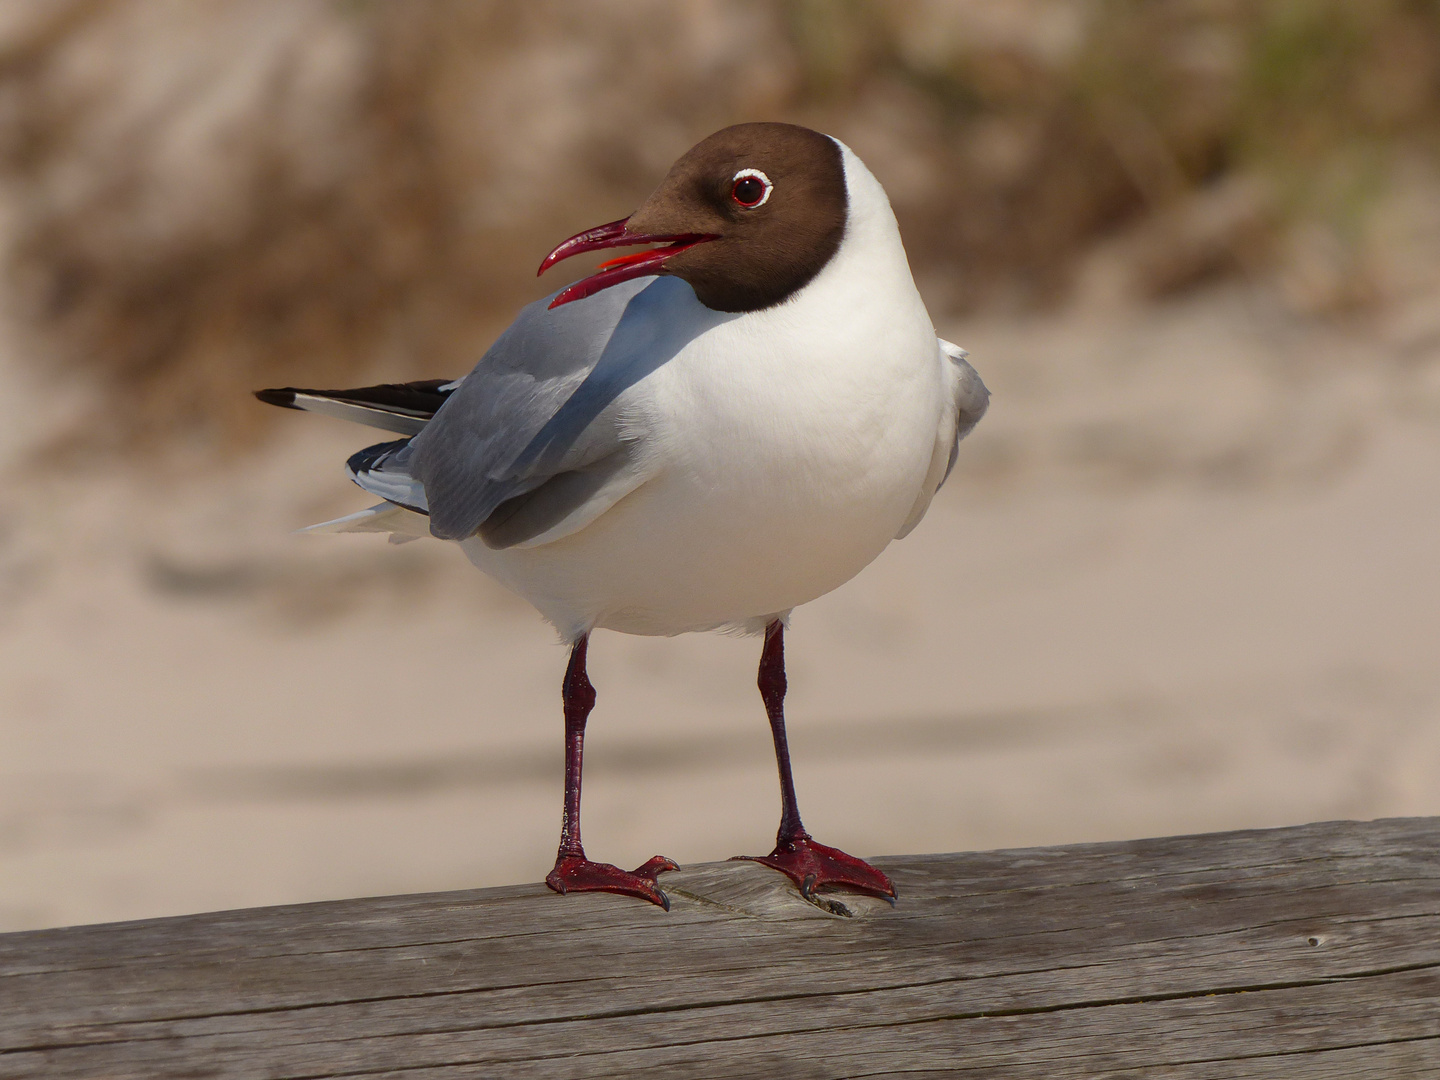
top-left (391, 275), bottom-right (733, 547)
top-left (939, 338), bottom-right (990, 485)
top-left (895, 337), bottom-right (989, 540)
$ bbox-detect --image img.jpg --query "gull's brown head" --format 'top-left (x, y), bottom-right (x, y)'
top-left (538, 122), bottom-right (847, 313)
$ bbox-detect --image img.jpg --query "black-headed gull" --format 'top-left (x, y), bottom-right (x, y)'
top-left (258, 122), bottom-right (988, 909)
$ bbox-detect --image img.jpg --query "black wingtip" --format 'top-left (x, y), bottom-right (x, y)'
top-left (253, 380), bottom-right (458, 418)
top-left (254, 387), bottom-right (302, 410)
top-left (346, 438), bottom-right (413, 477)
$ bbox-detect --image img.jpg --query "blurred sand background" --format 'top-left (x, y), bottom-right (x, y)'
top-left (3, 0), bottom-right (1440, 932)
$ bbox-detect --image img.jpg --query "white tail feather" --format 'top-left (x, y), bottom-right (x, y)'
top-left (300, 503), bottom-right (431, 542)
top-left (285, 395), bottom-right (429, 436)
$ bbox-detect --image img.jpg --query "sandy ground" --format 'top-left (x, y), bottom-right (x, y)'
top-left (3, 283), bottom-right (1440, 932)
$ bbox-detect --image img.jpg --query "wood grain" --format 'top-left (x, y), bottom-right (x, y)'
top-left (2, 818), bottom-right (1437, 1078)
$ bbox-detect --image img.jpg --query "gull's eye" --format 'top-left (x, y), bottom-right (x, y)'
top-left (730, 168), bottom-right (772, 209)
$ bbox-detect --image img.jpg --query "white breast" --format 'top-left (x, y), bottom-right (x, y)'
top-left (462, 144), bottom-right (949, 640)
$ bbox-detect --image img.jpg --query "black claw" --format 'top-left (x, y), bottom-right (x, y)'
top-left (801, 873), bottom-right (817, 899)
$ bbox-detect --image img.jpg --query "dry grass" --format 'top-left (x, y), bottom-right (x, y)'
top-left (1, 0), bottom-right (1438, 451)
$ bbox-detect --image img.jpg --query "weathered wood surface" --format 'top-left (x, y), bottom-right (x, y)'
top-left (1, 817), bottom-right (1438, 1079)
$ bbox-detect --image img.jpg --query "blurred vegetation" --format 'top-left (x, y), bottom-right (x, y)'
top-left (787, 0), bottom-right (1440, 306)
top-left (1, 0), bottom-right (1439, 451)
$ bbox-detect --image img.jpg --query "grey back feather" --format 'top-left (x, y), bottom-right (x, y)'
top-left (408, 276), bottom-right (735, 541)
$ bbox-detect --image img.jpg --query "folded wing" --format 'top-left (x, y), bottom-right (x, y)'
top-left (895, 337), bottom-right (989, 539)
top-left (257, 275), bottom-right (734, 549)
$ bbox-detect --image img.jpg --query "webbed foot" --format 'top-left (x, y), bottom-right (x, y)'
top-left (734, 835), bottom-right (895, 901)
top-left (546, 854), bottom-right (679, 909)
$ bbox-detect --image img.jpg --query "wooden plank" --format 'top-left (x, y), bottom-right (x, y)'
top-left (2, 818), bottom-right (1437, 1078)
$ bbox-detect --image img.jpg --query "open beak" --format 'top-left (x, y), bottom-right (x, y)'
top-left (537, 217), bottom-right (717, 309)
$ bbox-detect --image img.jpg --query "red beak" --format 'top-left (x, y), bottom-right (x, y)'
top-left (537, 217), bottom-right (717, 309)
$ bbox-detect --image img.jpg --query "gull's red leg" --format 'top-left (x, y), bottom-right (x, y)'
top-left (733, 621), bottom-right (896, 901)
top-left (545, 635), bottom-right (678, 908)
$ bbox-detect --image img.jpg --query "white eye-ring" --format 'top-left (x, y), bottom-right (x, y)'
top-left (730, 168), bottom-right (772, 208)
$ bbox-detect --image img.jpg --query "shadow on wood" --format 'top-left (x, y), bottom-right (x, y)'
top-left (2, 818), bottom-right (1438, 1078)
